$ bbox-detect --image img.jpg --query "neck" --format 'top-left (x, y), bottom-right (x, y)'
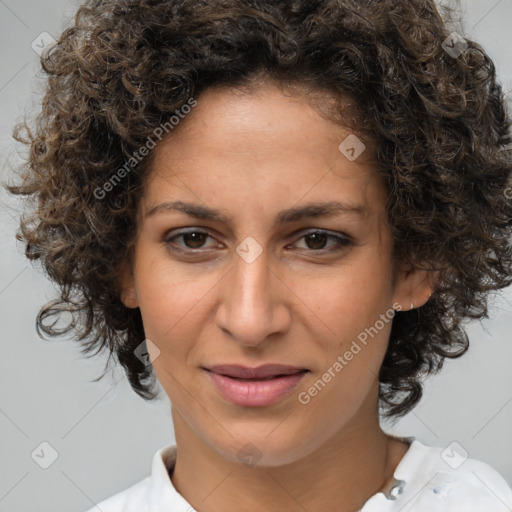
top-left (169, 405), bottom-right (408, 512)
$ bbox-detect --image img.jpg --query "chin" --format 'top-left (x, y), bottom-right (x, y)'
top-left (210, 431), bottom-right (316, 468)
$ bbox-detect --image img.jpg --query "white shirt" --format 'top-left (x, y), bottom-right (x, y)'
top-left (85, 438), bottom-right (512, 511)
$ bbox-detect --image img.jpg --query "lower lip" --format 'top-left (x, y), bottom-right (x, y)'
top-left (206, 370), bottom-right (307, 407)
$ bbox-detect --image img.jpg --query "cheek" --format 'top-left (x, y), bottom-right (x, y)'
top-left (136, 268), bottom-right (207, 395)
top-left (291, 253), bottom-right (394, 343)
top-left (132, 256), bottom-right (216, 355)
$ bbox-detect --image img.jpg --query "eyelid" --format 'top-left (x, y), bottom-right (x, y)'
top-left (295, 227), bottom-right (351, 242)
top-left (164, 227), bottom-right (222, 248)
top-left (288, 229), bottom-right (352, 252)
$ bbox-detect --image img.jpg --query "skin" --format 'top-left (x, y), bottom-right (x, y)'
top-left (120, 81), bottom-right (435, 512)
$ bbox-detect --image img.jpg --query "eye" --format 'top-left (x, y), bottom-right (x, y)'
top-left (164, 229), bottom-right (220, 251)
top-left (290, 229), bottom-right (352, 253)
top-left (164, 228), bottom-right (351, 255)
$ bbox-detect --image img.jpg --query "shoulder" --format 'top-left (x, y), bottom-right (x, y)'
top-left (83, 476), bottom-right (152, 512)
top-left (387, 439), bottom-right (512, 511)
top-left (82, 444), bottom-right (180, 512)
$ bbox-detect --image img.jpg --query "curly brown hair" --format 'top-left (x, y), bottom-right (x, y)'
top-left (6, 0), bottom-right (512, 422)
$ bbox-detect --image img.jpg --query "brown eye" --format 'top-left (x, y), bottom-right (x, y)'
top-left (293, 230), bottom-right (352, 253)
top-left (180, 231), bottom-right (209, 249)
top-left (165, 229), bottom-right (219, 251)
top-left (303, 232), bottom-right (329, 250)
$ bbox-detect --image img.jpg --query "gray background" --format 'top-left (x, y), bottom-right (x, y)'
top-left (1, 1), bottom-right (511, 511)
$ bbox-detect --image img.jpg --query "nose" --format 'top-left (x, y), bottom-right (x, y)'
top-left (215, 245), bottom-right (292, 347)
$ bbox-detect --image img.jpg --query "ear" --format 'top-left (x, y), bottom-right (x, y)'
top-left (392, 263), bottom-right (438, 311)
top-left (118, 260), bottom-right (139, 309)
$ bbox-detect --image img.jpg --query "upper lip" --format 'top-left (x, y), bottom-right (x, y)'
top-left (205, 364), bottom-right (307, 379)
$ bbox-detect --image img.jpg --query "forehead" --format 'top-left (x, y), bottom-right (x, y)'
top-left (153, 82), bottom-right (376, 163)
top-left (142, 82), bottom-right (385, 219)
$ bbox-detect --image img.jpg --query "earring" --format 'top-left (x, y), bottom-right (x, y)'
top-left (410, 301), bottom-right (414, 310)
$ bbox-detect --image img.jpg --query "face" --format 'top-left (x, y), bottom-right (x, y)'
top-left (120, 82), bottom-right (432, 467)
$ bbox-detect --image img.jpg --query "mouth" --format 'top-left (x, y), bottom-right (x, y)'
top-left (221, 374), bottom-right (302, 381)
top-left (203, 365), bottom-right (309, 407)
top-left (204, 363), bottom-right (309, 379)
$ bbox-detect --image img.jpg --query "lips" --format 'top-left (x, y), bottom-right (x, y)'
top-left (205, 364), bottom-right (307, 379)
top-left (204, 364), bottom-right (309, 407)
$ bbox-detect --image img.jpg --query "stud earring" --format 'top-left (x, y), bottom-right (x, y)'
top-left (410, 301), bottom-right (414, 310)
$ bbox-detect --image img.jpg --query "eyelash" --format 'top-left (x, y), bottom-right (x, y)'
top-left (163, 228), bottom-right (352, 255)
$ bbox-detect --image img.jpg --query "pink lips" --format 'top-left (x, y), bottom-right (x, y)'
top-left (205, 364), bottom-right (308, 407)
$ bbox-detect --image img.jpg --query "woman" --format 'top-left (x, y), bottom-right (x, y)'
top-left (8, 0), bottom-right (512, 510)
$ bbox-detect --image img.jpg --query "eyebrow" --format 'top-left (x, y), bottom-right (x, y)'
top-left (144, 200), bottom-right (367, 230)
